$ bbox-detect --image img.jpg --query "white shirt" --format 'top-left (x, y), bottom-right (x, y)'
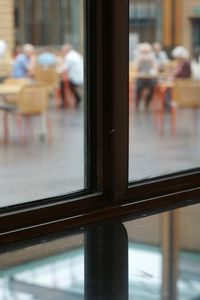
top-left (64, 50), bottom-right (84, 85)
top-left (191, 60), bottom-right (200, 80)
top-left (154, 51), bottom-right (169, 65)
top-left (0, 40), bottom-right (7, 59)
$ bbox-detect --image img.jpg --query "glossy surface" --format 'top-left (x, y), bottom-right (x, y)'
top-left (125, 203), bottom-right (200, 299)
top-left (0, 0), bottom-right (85, 207)
top-left (129, 0), bottom-right (200, 182)
top-left (1, 203), bottom-right (200, 299)
top-left (0, 233), bottom-right (84, 299)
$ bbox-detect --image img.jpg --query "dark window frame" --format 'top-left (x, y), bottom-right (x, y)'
top-left (1, 0), bottom-right (200, 248)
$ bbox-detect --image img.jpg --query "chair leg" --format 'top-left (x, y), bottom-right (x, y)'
top-left (55, 88), bottom-right (61, 109)
top-left (64, 79), bottom-right (69, 108)
top-left (16, 114), bottom-right (25, 144)
top-left (171, 105), bottom-right (177, 136)
top-left (26, 115), bottom-right (34, 140)
top-left (46, 113), bottom-right (52, 144)
top-left (151, 85), bottom-right (165, 135)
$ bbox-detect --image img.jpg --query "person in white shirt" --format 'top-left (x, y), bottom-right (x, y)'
top-left (134, 43), bottom-right (158, 110)
top-left (60, 44), bottom-right (84, 108)
top-left (0, 40), bottom-right (7, 61)
top-left (153, 42), bottom-right (169, 71)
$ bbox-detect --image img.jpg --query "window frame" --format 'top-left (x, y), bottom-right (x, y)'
top-left (1, 0), bottom-right (200, 248)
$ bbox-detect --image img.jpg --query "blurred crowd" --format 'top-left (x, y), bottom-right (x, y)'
top-left (130, 42), bottom-right (198, 110)
top-left (0, 40), bottom-right (84, 108)
top-left (1, 38), bottom-right (200, 112)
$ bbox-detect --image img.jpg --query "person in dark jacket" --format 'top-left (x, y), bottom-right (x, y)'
top-left (171, 46), bottom-right (191, 78)
top-left (163, 46), bottom-right (191, 111)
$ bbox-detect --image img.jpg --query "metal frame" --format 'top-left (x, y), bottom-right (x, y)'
top-left (1, 0), bottom-right (200, 249)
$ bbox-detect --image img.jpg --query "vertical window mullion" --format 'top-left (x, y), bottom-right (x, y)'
top-left (86, 0), bottom-right (129, 199)
top-left (101, 0), bottom-right (129, 201)
top-left (85, 223), bottom-right (128, 300)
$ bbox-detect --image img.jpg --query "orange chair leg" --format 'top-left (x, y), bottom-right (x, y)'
top-left (64, 79), bottom-right (69, 108)
top-left (159, 89), bottom-right (166, 135)
top-left (171, 106), bottom-right (176, 136)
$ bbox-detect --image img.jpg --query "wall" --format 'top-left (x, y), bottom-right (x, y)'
top-left (179, 0), bottom-right (200, 53)
top-left (0, 0), bottom-right (14, 52)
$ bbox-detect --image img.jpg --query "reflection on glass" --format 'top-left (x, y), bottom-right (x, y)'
top-left (1, 204), bottom-right (200, 299)
top-left (129, 0), bottom-right (200, 181)
top-left (125, 215), bottom-right (162, 299)
top-left (0, 0), bottom-right (84, 206)
top-left (178, 204), bottom-right (200, 300)
top-left (124, 203), bottom-right (200, 299)
top-left (0, 233), bottom-right (84, 299)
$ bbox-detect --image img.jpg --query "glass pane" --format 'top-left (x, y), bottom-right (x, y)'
top-left (177, 204), bottom-right (200, 300)
top-left (0, 0), bottom-right (85, 206)
top-left (0, 233), bottom-right (84, 299)
top-left (124, 203), bottom-right (200, 299)
top-left (129, 0), bottom-right (200, 181)
top-left (125, 214), bottom-right (162, 299)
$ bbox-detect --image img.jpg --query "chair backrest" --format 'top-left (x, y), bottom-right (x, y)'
top-left (3, 78), bottom-right (30, 104)
top-left (173, 79), bottom-right (200, 107)
top-left (34, 65), bottom-right (59, 87)
top-left (18, 84), bottom-right (48, 115)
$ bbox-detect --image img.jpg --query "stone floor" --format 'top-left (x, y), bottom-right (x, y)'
top-left (0, 106), bottom-right (84, 207)
top-left (129, 108), bottom-right (200, 181)
top-left (0, 102), bottom-right (200, 207)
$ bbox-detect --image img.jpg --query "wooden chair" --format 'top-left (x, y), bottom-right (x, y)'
top-left (3, 84), bottom-right (52, 144)
top-left (34, 65), bottom-right (59, 88)
top-left (34, 65), bottom-right (65, 108)
top-left (171, 79), bottom-right (200, 135)
top-left (151, 79), bottom-right (200, 135)
top-left (3, 78), bottom-right (30, 104)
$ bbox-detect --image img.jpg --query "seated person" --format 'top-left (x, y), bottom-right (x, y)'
top-left (163, 46), bottom-right (191, 111)
top-left (12, 44), bottom-right (35, 78)
top-left (0, 40), bottom-right (7, 62)
top-left (59, 44), bottom-right (84, 108)
top-left (153, 42), bottom-right (169, 72)
top-left (0, 40), bottom-right (11, 81)
top-left (171, 46), bottom-right (191, 78)
top-left (134, 43), bottom-right (158, 111)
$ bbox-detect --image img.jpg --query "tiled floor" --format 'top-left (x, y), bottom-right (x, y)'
top-left (0, 101), bottom-right (200, 207)
top-left (129, 108), bottom-right (200, 181)
top-left (0, 106), bottom-right (84, 207)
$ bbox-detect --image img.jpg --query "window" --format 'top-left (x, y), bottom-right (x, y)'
top-left (15, 0), bottom-right (82, 48)
top-left (0, 0), bottom-right (85, 206)
top-left (129, 0), bottom-right (200, 182)
top-left (1, 1), bottom-right (200, 299)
